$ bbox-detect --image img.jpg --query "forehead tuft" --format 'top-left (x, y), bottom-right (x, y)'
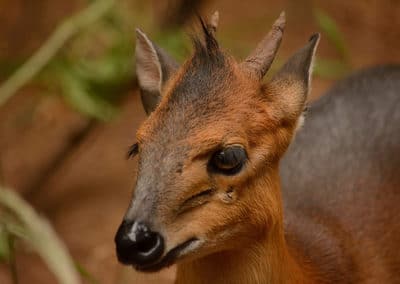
top-left (139, 22), bottom-right (256, 144)
top-left (166, 20), bottom-right (235, 106)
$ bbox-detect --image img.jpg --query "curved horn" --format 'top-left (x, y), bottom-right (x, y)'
top-left (241, 12), bottom-right (286, 80)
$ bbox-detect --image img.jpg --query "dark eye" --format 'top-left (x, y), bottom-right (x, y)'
top-left (209, 145), bottom-right (247, 175)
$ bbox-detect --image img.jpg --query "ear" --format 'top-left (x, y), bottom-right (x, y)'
top-left (269, 34), bottom-right (320, 124)
top-left (135, 29), bottom-right (179, 114)
top-left (241, 12), bottom-right (286, 80)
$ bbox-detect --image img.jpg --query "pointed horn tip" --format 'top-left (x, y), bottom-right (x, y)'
top-left (273, 11), bottom-right (286, 29)
top-left (209, 10), bottom-right (219, 29)
top-left (211, 10), bottom-right (219, 19)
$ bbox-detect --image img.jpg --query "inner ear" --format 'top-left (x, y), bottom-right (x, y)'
top-left (136, 29), bottom-right (162, 93)
top-left (273, 34), bottom-right (320, 97)
top-left (135, 29), bottom-right (179, 115)
top-left (268, 34), bottom-right (320, 122)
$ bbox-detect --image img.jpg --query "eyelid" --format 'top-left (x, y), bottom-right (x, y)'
top-left (190, 144), bottom-right (222, 161)
top-left (223, 143), bottom-right (245, 148)
top-left (190, 139), bottom-right (246, 161)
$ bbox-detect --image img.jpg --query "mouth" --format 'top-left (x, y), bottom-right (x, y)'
top-left (133, 238), bottom-right (201, 272)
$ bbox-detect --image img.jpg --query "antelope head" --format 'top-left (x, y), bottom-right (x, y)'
top-left (115, 12), bottom-right (319, 272)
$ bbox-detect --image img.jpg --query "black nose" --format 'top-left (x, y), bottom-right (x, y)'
top-left (115, 220), bottom-right (164, 266)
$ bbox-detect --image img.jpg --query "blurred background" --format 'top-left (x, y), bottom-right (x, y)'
top-left (0, 0), bottom-right (399, 283)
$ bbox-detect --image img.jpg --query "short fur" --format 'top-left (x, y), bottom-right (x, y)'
top-left (117, 13), bottom-right (400, 284)
top-left (281, 66), bottom-right (400, 283)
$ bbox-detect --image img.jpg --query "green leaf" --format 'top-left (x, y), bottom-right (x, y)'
top-left (154, 29), bottom-right (189, 63)
top-left (75, 262), bottom-right (99, 284)
top-left (60, 71), bottom-right (117, 121)
top-left (72, 42), bottom-right (133, 93)
top-left (0, 225), bottom-right (11, 262)
top-left (314, 8), bottom-right (349, 61)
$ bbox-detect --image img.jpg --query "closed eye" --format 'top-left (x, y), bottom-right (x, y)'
top-left (178, 189), bottom-right (214, 214)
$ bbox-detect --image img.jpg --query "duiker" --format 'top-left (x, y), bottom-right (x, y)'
top-left (115, 11), bottom-right (400, 283)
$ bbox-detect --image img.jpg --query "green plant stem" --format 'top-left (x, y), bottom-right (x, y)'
top-left (0, 187), bottom-right (80, 284)
top-left (7, 234), bottom-right (18, 284)
top-left (0, 0), bottom-right (115, 107)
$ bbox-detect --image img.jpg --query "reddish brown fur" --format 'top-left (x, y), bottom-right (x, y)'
top-left (116, 13), bottom-right (399, 284)
top-left (133, 48), bottom-right (319, 283)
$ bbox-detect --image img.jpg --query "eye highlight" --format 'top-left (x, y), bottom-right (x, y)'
top-left (209, 145), bottom-right (247, 175)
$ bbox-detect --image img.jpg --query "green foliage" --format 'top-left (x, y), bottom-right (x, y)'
top-left (48, 2), bottom-right (189, 120)
top-left (0, 0), bottom-right (145, 120)
top-left (312, 8), bottom-right (351, 79)
top-left (75, 262), bottom-right (100, 284)
top-left (0, 187), bottom-right (80, 284)
top-left (314, 58), bottom-right (349, 79)
top-left (314, 8), bottom-right (349, 61)
top-left (42, 5), bottom-right (136, 121)
top-left (154, 29), bottom-right (189, 63)
top-left (0, 224), bottom-right (11, 262)
top-left (0, 0), bottom-right (116, 109)
top-left (59, 71), bottom-right (117, 121)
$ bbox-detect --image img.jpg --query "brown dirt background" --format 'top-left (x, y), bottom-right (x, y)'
top-left (0, 0), bottom-right (399, 283)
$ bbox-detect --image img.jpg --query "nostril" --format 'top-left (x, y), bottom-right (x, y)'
top-left (136, 232), bottom-right (159, 253)
top-left (115, 220), bottom-right (164, 266)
